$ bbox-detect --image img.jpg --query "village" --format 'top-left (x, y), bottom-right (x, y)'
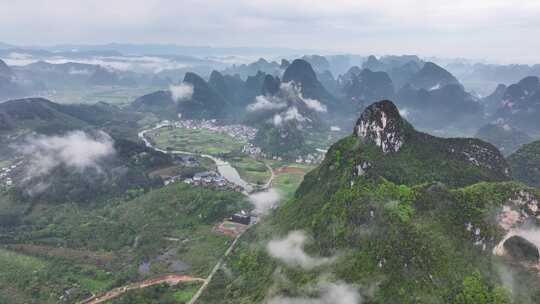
top-left (156, 119), bottom-right (327, 164)
top-left (164, 169), bottom-right (245, 193)
top-left (0, 160), bottom-right (22, 188)
top-left (173, 119), bottom-right (258, 142)
top-left (294, 151), bottom-right (325, 165)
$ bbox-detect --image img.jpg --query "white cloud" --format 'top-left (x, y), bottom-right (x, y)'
top-left (169, 83), bottom-right (194, 102)
top-left (272, 107), bottom-right (309, 127)
top-left (268, 282), bottom-right (362, 304)
top-left (273, 114), bottom-right (284, 127)
top-left (1, 53), bottom-right (190, 73)
top-left (398, 108), bottom-right (410, 118)
top-left (1, 1), bottom-right (540, 63)
top-left (19, 130), bottom-right (115, 178)
top-left (280, 82), bottom-right (326, 113)
top-left (283, 107), bottom-right (307, 122)
top-left (302, 98), bottom-right (327, 113)
top-left (247, 95), bottom-right (287, 112)
top-left (249, 188), bottom-right (281, 215)
top-left (248, 82), bottom-right (316, 127)
top-left (267, 230), bottom-right (336, 270)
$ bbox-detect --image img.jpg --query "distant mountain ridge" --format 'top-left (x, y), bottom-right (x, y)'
top-left (282, 59), bottom-right (337, 107)
top-left (490, 76), bottom-right (540, 135)
top-left (0, 58), bottom-right (26, 100)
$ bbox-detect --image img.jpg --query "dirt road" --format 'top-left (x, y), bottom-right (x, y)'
top-left (187, 230), bottom-right (247, 304)
top-left (79, 274), bottom-right (206, 304)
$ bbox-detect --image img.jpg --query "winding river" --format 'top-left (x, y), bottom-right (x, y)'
top-left (138, 123), bottom-right (256, 193)
top-left (135, 122), bottom-right (279, 304)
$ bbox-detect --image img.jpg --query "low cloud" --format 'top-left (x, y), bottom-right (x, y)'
top-left (303, 98), bottom-right (327, 113)
top-left (246, 82), bottom-right (324, 128)
top-left (282, 107), bottom-right (307, 122)
top-left (273, 114), bottom-right (284, 126)
top-left (3, 52), bottom-right (190, 74)
top-left (267, 230), bottom-right (336, 270)
top-left (280, 82), bottom-right (326, 112)
top-left (398, 108), bottom-right (410, 118)
top-left (247, 95), bottom-right (287, 112)
top-left (272, 107), bottom-right (309, 127)
top-left (266, 230), bottom-right (368, 303)
top-left (268, 281), bottom-right (362, 304)
top-left (19, 130), bottom-right (115, 179)
top-left (169, 83), bottom-right (194, 102)
top-left (249, 188), bottom-right (281, 215)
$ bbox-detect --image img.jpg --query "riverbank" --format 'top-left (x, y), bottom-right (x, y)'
top-left (138, 122), bottom-right (274, 194)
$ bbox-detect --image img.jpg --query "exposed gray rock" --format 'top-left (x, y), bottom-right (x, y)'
top-left (503, 235), bottom-right (540, 263)
top-left (354, 100), bottom-right (405, 153)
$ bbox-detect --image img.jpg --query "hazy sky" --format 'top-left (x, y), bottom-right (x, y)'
top-left (1, 0), bottom-right (539, 63)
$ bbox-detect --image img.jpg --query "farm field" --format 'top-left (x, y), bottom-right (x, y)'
top-left (228, 156), bottom-right (271, 185)
top-left (270, 162), bottom-right (315, 200)
top-left (150, 127), bottom-right (246, 155)
top-left (41, 85), bottom-right (165, 106)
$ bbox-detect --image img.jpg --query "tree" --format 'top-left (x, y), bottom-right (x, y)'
top-left (453, 272), bottom-right (511, 304)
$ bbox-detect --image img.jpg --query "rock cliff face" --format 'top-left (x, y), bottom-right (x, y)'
top-left (497, 190), bottom-right (540, 233)
top-left (350, 100), bottom-right (510, 186)
top-left (354, 100), bottom-right (404, 153)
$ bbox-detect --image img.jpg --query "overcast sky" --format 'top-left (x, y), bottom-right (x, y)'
top-left (1, 0), bottom-right (539, 63)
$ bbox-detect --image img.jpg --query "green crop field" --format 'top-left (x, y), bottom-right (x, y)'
top-left (43, 85), bottom-right (165, 106)
top-left (270, 162), bottom-right (315, 200)
top-left (0, 248), bottom-right (48, 283)
top-left (150, 127), bottom-right (246, 155)
top-left (228, 156), bottom-right (271, 185)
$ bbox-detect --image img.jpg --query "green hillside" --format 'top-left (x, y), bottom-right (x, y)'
top-left (508, 139), bottom-right (540, 187)
top-left (199, 101), bottom-right (540, 304)
top-left (0, 183), bottom-right (248, 303)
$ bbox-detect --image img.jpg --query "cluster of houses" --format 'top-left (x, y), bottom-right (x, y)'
top-left (164, 170), bottom-right (243, 192)
top-left (157, 119), bottom-right (327, 165)
top-left (295, 152), bottom-right (325, 164)
top-left (174, 119), bottom-right (258, 142)
top-left (172, 154), bottom-right (200, 167)
top-left (0, 161), bottom-right (21, 187)
top-left (242, 142), bottom-right (263, 157)
top-left (184, 171), bottom-right (226, 187)
top-left (244, 147), bottom-right (325, 165)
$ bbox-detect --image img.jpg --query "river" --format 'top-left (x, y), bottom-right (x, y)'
top-left (138, 123), bottom-right (256, 193)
